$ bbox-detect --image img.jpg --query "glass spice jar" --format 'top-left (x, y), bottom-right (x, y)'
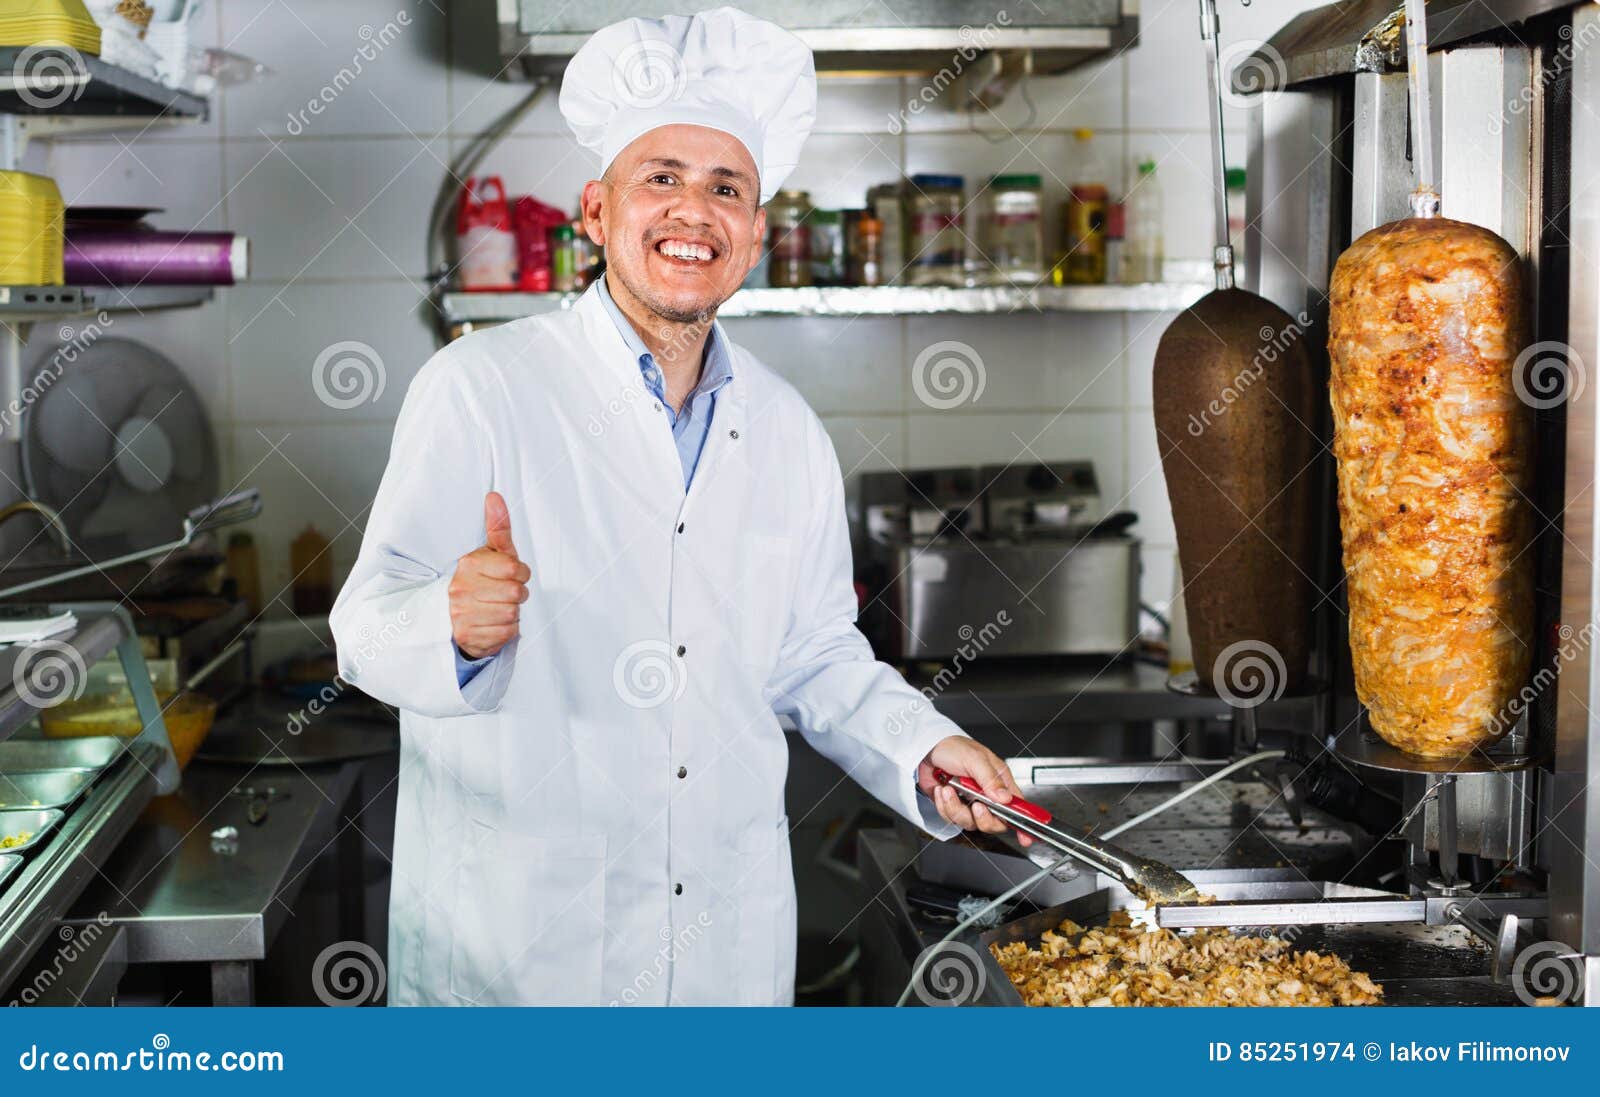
top-left (766, 189), bottom-right (813, 287)
top-left (851, 214), bottom-right (885, 286)
top-left (983, 173), bottom-right (1043, 284)
top-left (907, 173), bottom-right (966, 287)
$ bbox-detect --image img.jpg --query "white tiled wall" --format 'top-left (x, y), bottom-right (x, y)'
top-left (14, 0), bottom-right (1329, 615)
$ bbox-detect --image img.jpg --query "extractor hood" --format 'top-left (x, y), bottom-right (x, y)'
top-left (1239, 0), bottom-right (1574, 91)
top-left (497, 0), bottom-right (1138, 83)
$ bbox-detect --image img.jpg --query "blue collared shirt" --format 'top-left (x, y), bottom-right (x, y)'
top-left (595, 273), bottom-right (735, 486)
top-left (456, 275), bottom-right (734, 687)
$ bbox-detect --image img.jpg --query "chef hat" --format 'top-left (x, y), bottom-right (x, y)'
top-left (559, 6), bottom-right (816, 203)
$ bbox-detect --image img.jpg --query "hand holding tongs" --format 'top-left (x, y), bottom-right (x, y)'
top-left (934, 769), bottom-right (1202, 905)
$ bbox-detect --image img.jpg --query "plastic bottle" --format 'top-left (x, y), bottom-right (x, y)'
top-left (1122, 159), bottom-right (1164, 284)
top-left (550, 222), bottom-right (576, 292)
top-left (1059, 129), bottom-right (1109, 284)
top-left (1225, 166), bottom-right (1248, 262)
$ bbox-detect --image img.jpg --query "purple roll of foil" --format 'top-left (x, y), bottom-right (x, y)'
top-left (64, 229), bottom-right (247, 286)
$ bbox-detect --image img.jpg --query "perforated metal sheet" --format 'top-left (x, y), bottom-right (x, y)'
top-left (1018, 778), bottom-right (1358, 874)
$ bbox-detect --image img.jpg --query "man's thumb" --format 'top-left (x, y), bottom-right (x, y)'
top-left (483, 491), bottom-right (516, 554)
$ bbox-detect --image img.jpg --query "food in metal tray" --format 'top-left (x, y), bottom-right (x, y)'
top-left (1, 832), bottom-right (33, 850)
top-left (990, 911), bottom-right (1382, 1007)
top-left (1327, 216), bottom-right (1532, 758)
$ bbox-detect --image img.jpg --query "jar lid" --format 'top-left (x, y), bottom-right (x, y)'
top-left (991, 173), bottom-right (1042, 189)
top-left (773, 189), bottom-right (812, 201)
top-left (810, 208), bottom-right (841, 223)
top-left (1225, 166), bottom-right (1247, 189)
top-left (910, 173), bottom-right (964, 190)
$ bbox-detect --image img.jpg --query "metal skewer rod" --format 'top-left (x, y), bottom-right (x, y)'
top-left (1404, 0), bottom-right (1441, 216)
top-left (1198, 0), bottom-right (1235, 289)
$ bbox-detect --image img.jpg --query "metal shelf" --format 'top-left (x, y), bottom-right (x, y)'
top-left (0, 285), bottom-right (86, 317)
top-left (0, 46), bottom-right (206, 122)
top-left (441, 281), bottom-right (1210, 328)
top-left (0, 283), bottom-right (214, 318)
top-left (85, 284), bottom-right (216, 313)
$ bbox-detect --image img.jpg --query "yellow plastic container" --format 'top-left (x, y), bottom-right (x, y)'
top-left (0, 0), bottom-right (102, 53)
top-left (0, 170), bottom-right (65, 285)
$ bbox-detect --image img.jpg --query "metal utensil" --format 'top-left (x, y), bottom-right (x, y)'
top-left (0, 488), bottom-right (262, 600)
top-left (934, 770), bottom-right (1202, 904)
top-left (0, 768), bottom-right (94, 810)
top-left (0, 807), bottom-right (66, 854)
top-left (0, 736), bottom-right (125, 773)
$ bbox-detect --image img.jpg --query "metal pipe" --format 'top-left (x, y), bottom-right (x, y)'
top-left (1198, 0), bottom-right (1235, 289)
top-left (1403, 0), bottom-right (1440, 217)
top-left (0, 500), bottom-right (71, 555)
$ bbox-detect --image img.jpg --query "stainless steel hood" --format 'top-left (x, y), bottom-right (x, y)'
top-left (498, 0), bottom-right (1138, 81)
top-left (1239, 0), bottom-right (1574, 91)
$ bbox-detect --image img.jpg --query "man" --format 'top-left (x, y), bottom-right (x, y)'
top-left (331, 7), bottom-right (1022, 1006)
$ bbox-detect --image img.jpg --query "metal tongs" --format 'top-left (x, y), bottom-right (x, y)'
top-left (0, 488), bottom-right (262, 600)
top-left (934, 770), bottom-right (1202, 905)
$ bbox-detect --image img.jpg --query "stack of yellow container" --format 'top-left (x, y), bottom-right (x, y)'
top-left (0, 0), bottom-right (102, 52)
top-left (0, 172), bottom-right (66, 286)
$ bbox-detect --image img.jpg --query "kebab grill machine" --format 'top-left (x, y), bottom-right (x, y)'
top-left (893, 0), bottom-right (1600, 1007)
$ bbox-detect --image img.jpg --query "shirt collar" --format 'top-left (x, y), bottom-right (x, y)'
top-left (596, 272), bottom-right (734, 400)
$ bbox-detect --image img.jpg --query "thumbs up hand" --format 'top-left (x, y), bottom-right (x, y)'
top-left (449, 491), bottom-right (531, 659)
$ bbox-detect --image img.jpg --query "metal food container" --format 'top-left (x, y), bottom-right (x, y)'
top-left (0, 769), bottom-right (95, 811)
top-left (0, 736), bottom-right (125, 774)
top-left (970, 879), bottom-right (1507, 1007)
top-left (0, 807), bottom-right (66, 855)
top-left (0, 854), bottom-right (18, 890)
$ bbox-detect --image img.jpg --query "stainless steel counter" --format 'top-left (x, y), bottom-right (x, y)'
top-left (57, 759), bottom-right (366, 1005)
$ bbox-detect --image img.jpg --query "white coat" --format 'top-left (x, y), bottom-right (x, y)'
top-left (331, 283), bottom-right (962, 1006)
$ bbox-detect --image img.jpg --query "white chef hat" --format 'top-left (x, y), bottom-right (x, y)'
top-left (559, 6), bottom-right (816, 203)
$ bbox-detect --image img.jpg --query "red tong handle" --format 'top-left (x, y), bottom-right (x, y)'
top-left (933, 768), bottom-right (1053, 826)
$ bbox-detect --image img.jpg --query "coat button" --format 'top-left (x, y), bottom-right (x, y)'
top-left (729, 429), bottom-right (740, 440)
top-left (677, 522), bottom-right (685, 533)
top-left (677, 766), bottom-right (687, 779)
top-left (676, 644), bottom-right (686, 657)
top-left (674, 883), bottom-right (683, 895)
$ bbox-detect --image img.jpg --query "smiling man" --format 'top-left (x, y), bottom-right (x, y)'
top-left (331, 6), bottom-right (1021, 1007)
